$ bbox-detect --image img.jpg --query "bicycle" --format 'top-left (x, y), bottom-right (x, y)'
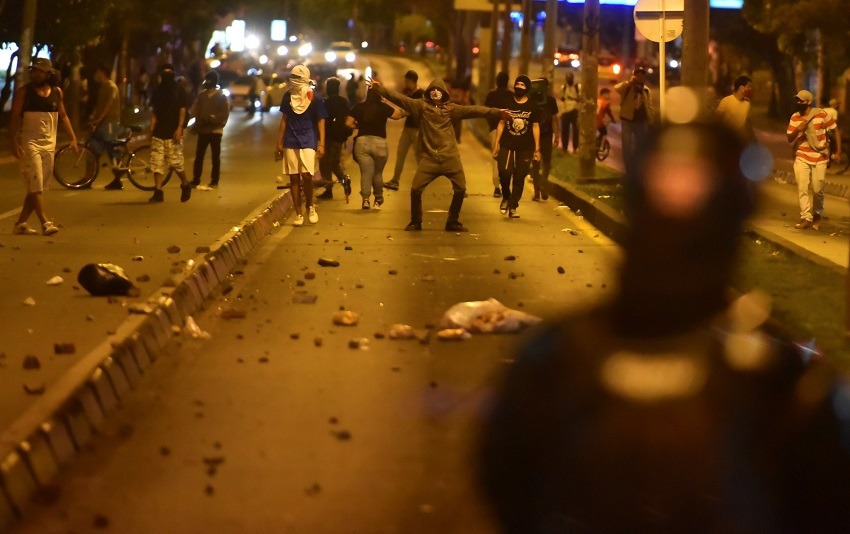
top-left (596, 126), bottom-right (611, 162)
top-left (53, 125), bottom-right (173, 190)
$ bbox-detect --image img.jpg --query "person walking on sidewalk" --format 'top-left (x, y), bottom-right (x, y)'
top-left (559, 71), bottom-right (580, 153)
top-left (9, 58), bottom-right (77, 235)
top-left (347, 86), bottom-right (404, 209)
top-left (316, 77), bottom-right (353, 200)
top-left (616, 67), bottom-right (654, 176)
top-left (369, 78), bottom-right (508, 232)
top-left (787, 90), bottom-right (840, 230)
top-left (89, 66), bottom-right (128, 191)
top-left (276, 65), bottom-right (327, 227)
top-left (385, 70), bottom-right (424, 191)
top-left (494, 75), bottom-right (541, 219)
top-left (189, 70), bottom-right (229, 188)
top-left (715, 75), bottom-right (753, 140)
top-left (484, 72), bottom-right (514, 198)
top-left (148, 64), bottom-right (193, 203)
top-left (531, 79), bottom-right (559, 202)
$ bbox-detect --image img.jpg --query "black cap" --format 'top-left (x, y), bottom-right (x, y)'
top-left (634, 66), bottom-right (646, 75)
top-left (159, 63), bottom-right (175, 73)
top-left (515, 75), bottom-right (531, 89)
top-left (404, 70), bottom-right (418, 82)
top-left (204, 70), bottom-right (219, 84)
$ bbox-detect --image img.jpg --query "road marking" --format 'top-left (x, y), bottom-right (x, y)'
top-left (0, 208), bottom-right (20, 221)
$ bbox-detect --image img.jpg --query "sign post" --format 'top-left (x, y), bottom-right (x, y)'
top-left (634, 0), bottom-right (684, 120)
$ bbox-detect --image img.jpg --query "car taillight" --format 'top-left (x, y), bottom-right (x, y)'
top-left (613, 64), bottom-right (621, 75)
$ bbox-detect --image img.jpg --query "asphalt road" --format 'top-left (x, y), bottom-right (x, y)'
top-left (10, 55), bottom-right (620, 533)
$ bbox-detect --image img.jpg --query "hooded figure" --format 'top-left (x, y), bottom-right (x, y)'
top-left (479, 121), bottom-right (850, 532)
top-left (371, 77), bottom-right (508, 232)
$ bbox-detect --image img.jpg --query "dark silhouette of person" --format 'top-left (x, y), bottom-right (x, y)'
top-left (479, 121), bottom-right (850, 532)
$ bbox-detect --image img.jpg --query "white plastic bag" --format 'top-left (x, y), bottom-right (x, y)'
top-left (440, 298), bottom-right (542, 334)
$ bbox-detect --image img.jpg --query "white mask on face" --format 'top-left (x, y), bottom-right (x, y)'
top-left (430, 88), bottom-right (444, 102)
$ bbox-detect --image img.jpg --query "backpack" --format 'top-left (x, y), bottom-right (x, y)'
top-left (796, 108), bottom-right (833, 165)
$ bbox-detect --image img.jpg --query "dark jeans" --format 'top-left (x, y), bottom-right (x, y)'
top-left (621, 119), bottom-right (650, 177)
top-left (319, 140), bottom-right (347, 184)
top-left (560, 110), bottom-right (579, 151)
top-left (498, 149), bottom-right (533, 209)
top-left (531, 138), bottom-right (553, 196)
top-left (193, 133), bottom-right (222, 184)
top-left (410, 156), bottom-right (466, 224)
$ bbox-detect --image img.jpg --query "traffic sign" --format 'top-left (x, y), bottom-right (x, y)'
top-left (634, 0), bottom-right (684, 43)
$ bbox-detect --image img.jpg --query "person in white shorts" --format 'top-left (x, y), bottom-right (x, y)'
top-left (9, 58), bottom-right (77, 235)
top-left (276, 65), bottom-right (327, 226)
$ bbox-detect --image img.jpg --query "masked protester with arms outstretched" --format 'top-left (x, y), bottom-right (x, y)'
top-left (368, 78), bottom-right (508, 232)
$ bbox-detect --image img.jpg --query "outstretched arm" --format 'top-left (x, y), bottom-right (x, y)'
top-left (453, 104), bottom-right (505, 121)
top-left (369, 80), bottom-right (420, 116)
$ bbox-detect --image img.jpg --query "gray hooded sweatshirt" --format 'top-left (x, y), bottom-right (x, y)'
top-left (375, 79), bottom-right (502, 162)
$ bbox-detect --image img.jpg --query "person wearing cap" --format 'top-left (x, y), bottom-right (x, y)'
top-left (368, 77), bottom-right (509, 232)
top-left (484, 72), bottom-right (514, 198)
top-left (89, 65), bottom-right (128, 190)
top-left (276, 65), bottom-right (328, 226)
top-left (825, 98), bottom-right (840, 124)
top-left (384, 70), bottom-right (424, 191)
top-left (493, 75), bottom-right (541, 219)
top-left (189, 70), bottom-right (230, 188)
top-left (786, 89), bottom-right (841, 230)
top-left (9, 58), bottom-right (77, 235)
top-left (148, 64), bottom-right (193, 203)
top-left (615, 66), bottom-right (654, 175)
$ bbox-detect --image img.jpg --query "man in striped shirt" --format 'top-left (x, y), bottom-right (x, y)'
top-left (786, 90), bottom-right (841, 230)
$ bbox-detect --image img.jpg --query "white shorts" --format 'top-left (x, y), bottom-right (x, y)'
top-left (151, 137), bottom-right (185, 175)
top-left (20, 147), bottom-right (53, 193)
top-left (282, 148), bottom-right (316, 176)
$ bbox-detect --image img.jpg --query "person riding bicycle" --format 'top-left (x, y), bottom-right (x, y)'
top-left (596, 87), bottom-right (616, 147)
top-left (89, 66), bottom-right (129, 190)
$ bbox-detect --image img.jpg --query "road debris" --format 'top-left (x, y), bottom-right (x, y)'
top-left (305, 483), bottom-right (322, 496)
top-left (304, 272), bottom-right (316, 280)
top-left (314, 337), bottom-right (323, 347)
top-left (195, 246), bottom-right (211, 253)
top-left (23, 297), bottom-right (36, 306)
top-left (421, 274), bottom-right (436, 282)
top-left (332, 430), bottom-right (352, 441)
top-left (508, 272), bottom-right (524, 279)
top-left (167, 245), bottom-right (181, 254)
top-left (345, 246), bottom-right (353, 251)
top-left (348, 338), bottom-right (370, 350)
top-left (78, 263), bottom-right (140, 297)
top-left (437, 328), bottom-right (471, 341)
top-left (183, 316), bottom-right (211, 340)
top-left (388, 269), bottom-right (398, 275)
top-left (333, 310), bottom-right (360, 326)
top-left (23, 383), bottom-right (45, 395)
top-left (220, 309), bottom-right (247, 319)
top-left (131, 256), bottom-right (144, 262)
top-left (388, 324), bottom-right (416, 339)
top-left (318, 258), bottom-right (340, 267)
top-left (128, 303), bottom-right (155, 314)
top-left (54, 343), bottom-right (76, 355)
top-left (292, 292), bottom-right (318, 304)
top-left (23, 355), bottom-right (41, 370)
top-left (504, 255), bottom-right (517, 261)
top-left (441, 298), bottom-right (542, 334)
top-left (557, 266), bottom-right (566, 274)
top-left (46, 275), bottom-right (64, 286)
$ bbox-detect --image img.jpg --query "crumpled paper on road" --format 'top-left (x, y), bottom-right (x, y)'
top-left (440, 298), bottom-right (542, 334)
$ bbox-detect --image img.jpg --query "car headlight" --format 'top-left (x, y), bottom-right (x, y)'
top-left (298, 43), bottom-right (312, 56)
top-left (345, 52), bottom-right (356, 63)
top-left (325, 51), bottom-right (337, 62)
top-left (222, 88), bottom-right (231, 97)
top-left (570, 59), bottom-right (580, 69)
top-left (277, 46), bottom-right (288, 56)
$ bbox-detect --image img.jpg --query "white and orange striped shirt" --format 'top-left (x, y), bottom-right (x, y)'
top-left (787, 109), bottom-right (836, 164)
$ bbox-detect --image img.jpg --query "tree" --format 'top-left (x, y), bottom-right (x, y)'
top-left (394, 14), bottom-right (435, 49)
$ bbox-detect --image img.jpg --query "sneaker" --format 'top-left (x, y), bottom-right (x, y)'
top-left (508, 208), bottom-right (520, 219)
top-left (42, 221), bottom-right (59, 236)
top-left (794, 219), bottom-right (812, 230)
top-left (499, 199), bottom-right (508, 215)
top-left (341, 176), bottom-right (352, 197)
top-left (104, 178), bottom-right (123, 190)
top-left (293, 214), bottom-right (305, 227)
top-left (317, 188), bottom-right (334, 200)
top-left (383, 181), bottom-right (399, 191)
top-left (531, 193), bottom-right (541, 202)
top-left (445, 221), bottom-right (469, 232)
top-left (308, 205), bottom-right (319, 224)
top-left (493, 187), bottom-right (501, 198)
top-left (362, 198), bottom-right (370, 210)
top-left (208, 181), bottom-right (219, 188)
top-left (812, 215), bottom-right (821, 230)
top-left (405, 221), bottom-right (422, 231)
top-left (374, 196), bottom-right (384, 209)
top-left (180, 183), bottom-right (192, 202)
top-left (13, 222), bottom-right (38, 235)
top-left (149, 189), bottom-right (164, 203)
top-left (190, 178), bottom-right (200, 188)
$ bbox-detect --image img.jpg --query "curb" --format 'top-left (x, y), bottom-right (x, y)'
top-left (769, 168), bottom-right (850, 200)
top-left (0, 190), bottom-right (293, 527)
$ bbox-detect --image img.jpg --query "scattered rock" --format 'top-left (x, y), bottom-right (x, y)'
top-left (23, 355), bottom-right (41, 370)
top-left (167, 245), bottom-right (181, 254)
top-left (355, 283), bottom-right (364, 289)
top-left (23, 383), bottom-right (45, 395)
top-left (296, 280), bottom-right (306, 287)
top-left (388, 269), bottom-right (398, 275)
top-left (504, 255), bottom-right (517, 261)
top-left (131, 256), bottom-right (144, 262)
top-left (348, 338), bottom-right (369, 350)
top-left (128, 303), bottom-right (155, 314)
top-left (290, 332), bottom-right (300, 340)
top-left (493, 269), bottom-right (501, 275)
top-left (221, 309), bottom-right (247, 319)
top-left (328, 417), bottom-right (338, 425)
top-left (575, 209), bottom-right (583, 217)
top-left (304, 272), bottom-right (316, 280)
top-left (160, 446), bottom-right (171, 456)
top-left (46, 276), bottom-right (64, 286)
top-left (391, 366), bottom-right (401, 372)
top-left (508, 272), bottom-right (524, 280)
top-left (780, 212), bottom-right (787, 217)
top-left (314, 337), bottom-right (323, 347)
top-left (374, 332), bottom-right (386, 339)
top-left (86, 315), bottom-right (95, 321)
top-left (54, 343), bottom-right (76, 355)
top-left (204, 484), bottom-right (215, 496)
top-left (92, 514), bottom-right (110, 528)
top-left (62, 267), bottom-right (72, 273)
top-left (437, 328), bottom-right (471, 341)
top-left (23, 297), bottom-right (36, 306)
top-left (421, 275), bottom-right (435, 282)
top-left (557, 266), bottom-right (565, 274)
top-left (332, 310), bottom-right (361, 326)
top-left (258, 357), bottom-right (269, 363)
top-left (292, 292), bottom-right (318, 304)
top-left (305, 483), bottom-right (322, 496)
top-left (318, 258), bottom-right (340, 267)
top-left (586, 283), bottom-right (593, 288)
top-left (195, 246), bottom-right (211, 253)
top-left (388, 324), bottom-right (416, 340)
top-left (135, 274), bottom-right (152, 283)
top-left (332, 430), bottom-right (352, 441)
top-left (578, 250), bottom-right (584, 254)
top-left (344, 246), bottom-right (353, 251)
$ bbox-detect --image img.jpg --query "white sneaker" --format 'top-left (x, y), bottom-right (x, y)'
top-left (308, 205), bottom-right (318, 224)
top-left (42, 221), bottom-right (59, 235)
top-left (293, 214), bottom-right (305, 227)
top-left (13, 222), bottom-right (38, 235)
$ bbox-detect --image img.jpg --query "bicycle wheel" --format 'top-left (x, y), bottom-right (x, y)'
top-left (125, 145), bottom-right (173, 190)
top-left (596, 138), bottom-right (610, 161)
top-left (53, 145), bottom-right (99, 189)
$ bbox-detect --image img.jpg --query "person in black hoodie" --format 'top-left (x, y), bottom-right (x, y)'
top-left (484, 72), bottom-right (514, 198)
top-left (317, 77), bottom-right (353, 201)
top-left (369, 78), bottom-right (508, 232)
top-left (479, 121), bottom-right (850, 532)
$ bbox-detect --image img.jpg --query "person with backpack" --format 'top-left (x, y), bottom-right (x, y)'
top-left (316, 77), bottom-right (353, 201)
top-left (189, 70), bottom-right (229, 188)
top-left (9, 58), bottom-right (77, 235)
top-left (786, 90), bottom-right (841, 230)
top-left (276, 65), bottom-right (327, 226)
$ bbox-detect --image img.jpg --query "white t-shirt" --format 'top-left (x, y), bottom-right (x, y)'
top-left (716, 95), bottom-right (751, 134)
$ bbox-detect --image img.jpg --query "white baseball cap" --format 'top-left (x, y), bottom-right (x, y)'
top-left (793, 90), bottom-right (813, 105)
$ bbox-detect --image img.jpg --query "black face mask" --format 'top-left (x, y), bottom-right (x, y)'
top-left (160, 71), bottom-right (175, 84)
top-left (796, 103), bottom-right (810, 114)
top-left (203, 81), bottom-right (216, 89)
top-left (514, 86), bottom-right (528, 98)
